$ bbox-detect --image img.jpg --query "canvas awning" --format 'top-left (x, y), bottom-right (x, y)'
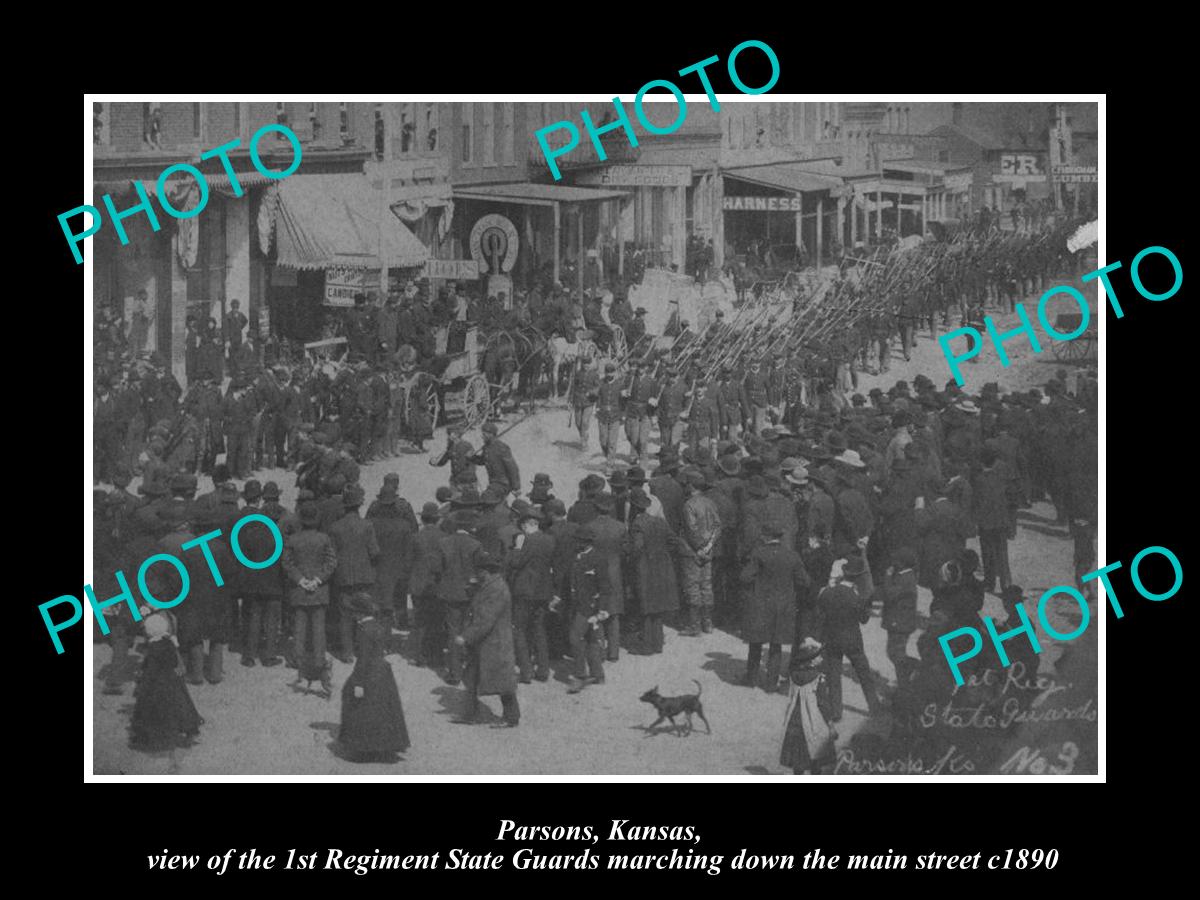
top-left (723, 163), bottom-right (843, 194)
top-left (264, 174), bottom-right (429, 270)
top-left (452, 182), bottom-right (627, 206)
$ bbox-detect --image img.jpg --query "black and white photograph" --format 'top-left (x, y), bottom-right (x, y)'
top-left (85, 97), bottom-right (1101, 776)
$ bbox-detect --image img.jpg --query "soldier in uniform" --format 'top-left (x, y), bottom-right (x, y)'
top-left (741, 360), bottom-right (770, 436)
top-left (657, 365), bottom-right (687, 451)
top-left (595, 361), bottom-right (624, 463)
top-left (622, 359), bottom-right (658, 464)
top-left (570, 354), bottom-right (600, 450)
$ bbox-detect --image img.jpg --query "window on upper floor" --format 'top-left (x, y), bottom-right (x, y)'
top-left (233, 102), bottom-right (242, 138)
top-left (93, 102), bottom-right (109, 146)
top-left (340, 102), bottom-right (351, 143)
top-left (276, 102), bottom-right (288, 127)
top-left (375, 105), bottom-right (386, 160)
top-left (310, 103), bottom-right (322, 141)
top-left (939, 149), bottom-right (950, 163)
top-left (498, 103), bottom-right (514, 165)
top-left (399, 103), bottom-right (414, 154)
top-left (193, 103), bottom-right (202, 140)
top-left (462, 102), bottom-right (473, 164)
top-left (426, 103), bottom-right (439, 152)
top-left (480, 104), bottom-right (495, 165)
top-left (143, 102), bottom-right (163, 149)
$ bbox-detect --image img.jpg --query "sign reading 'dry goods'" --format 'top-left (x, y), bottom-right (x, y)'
top-left (722, 196), bottom-right (802, 212)
top-left (576, 165), bottom-right (691, 188)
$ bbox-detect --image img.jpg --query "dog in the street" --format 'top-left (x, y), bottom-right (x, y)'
top-left (639, 679), bottom-right (711, 736)
top-left (294, 659), bottom-right (333, 699)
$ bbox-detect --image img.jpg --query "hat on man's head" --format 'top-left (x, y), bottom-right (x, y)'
top-left (480, 485), bottom-right (507, 506)
top-left (475, 551), bottom-right (503, 573)
top-left (420, 501), bottom-right (441, 521)
top-left (342, 484), bottom-right (365, 507)
top-left (532, 473), bottom-right (553, 487)
top-left (628, 488), bottom-right (651, 510)
top-left (170, 472), bottom-right (198, 495)
top-left (592, 493), bottom-right (614, 513)
top-left (842, 555), bottom-right (868, 578)
top-left (608, 469), bottom-right (628, 488)
top-left (242, 479), bottom-right (262, 502)
top-left (543, 498), bottom-right (567, 517)
top-left (718, 454), bottom-right (742, 477)
top-left (482, 422), bottom-right (499, 436)
top-left (383, 472), bottom-right (400, 486)
top-left (262, 481), bottom-right (281, 500)
top-left (627, 466), bottom-right (648, 485)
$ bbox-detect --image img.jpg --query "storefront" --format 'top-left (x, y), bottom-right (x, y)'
top-left (258, 173), bottom-right (428, 344)
top-left (450, 182), bottom-right (627, 298)
top-left (573, 165), bottom-right (692, 272)
top-left (719, 164), bottom-right (842, 268)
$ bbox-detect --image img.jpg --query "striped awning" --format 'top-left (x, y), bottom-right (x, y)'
top-left (265, 174), bottom-right (429, 271)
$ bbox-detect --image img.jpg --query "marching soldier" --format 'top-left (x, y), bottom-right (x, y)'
top-left (596, 361), bottom-right (624, 463)
top-left (570, 355), bottom-right (600, 450)
top-left (622, 359), bottom-right (658, 464)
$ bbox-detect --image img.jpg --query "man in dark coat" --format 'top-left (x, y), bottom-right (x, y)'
top-left (739, 524), bottom-right (810, 691)
top-left (679, 470), bottom-right (721, 635)
top-left (622, 360), bottom-right (658, 463)
top-left (625, 491), bottom-right (679, 653)
top-left (431, 508), bottom-right (483, 685)
top-left (328, 484), bottom-right (380, 662)
top-left (408, 502), bottom-right (446, 668)
top-left (237, 480), bottom-right (285, 668)
top-left (566, 525), bottom-right (607, 693)
top-left (649, 456), bottom-right (684, 534)
top-left (506, 505), bottom-right (555, 682)
top-left (455, 554), bottom-right (520, 726)
top-left (880, 546), bottom-right (919, 686)
top-left (589, 494), bottom-right (627, 661)
top-left (224, 299), bottom-right (248, 374)
top-left (153, 502), bottom-right (234, 686)
top-left (813, 556), bottom-right (880, 720)
top-left (366, 482), bottom-right (416, 635)
top-left (973, 446), bottom-right (1017, 594)
top-left (475, 422), bottom-right (521, 493)
top-left (283, 502), bottom-right (338, 671)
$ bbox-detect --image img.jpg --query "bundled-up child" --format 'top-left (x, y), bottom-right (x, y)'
top-left (779, 638), bottom-right (836, 775)
top-left (339, 596), bottom-right (410, 763)
top-left (129, 612), bottom-right (203, 752)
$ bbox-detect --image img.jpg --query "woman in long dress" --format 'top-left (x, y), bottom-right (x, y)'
top-left (339, 611), bottom-right (410, 762)
top-left (130, 613), bottom-right (203, 752)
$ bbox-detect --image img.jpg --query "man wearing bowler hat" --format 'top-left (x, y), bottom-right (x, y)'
top-left (814, 556), bottom-right (880, 720)
top-left (506, 503), bottom-right (555, 682)
top-left (329, 484), bottom-right (380, 663)
top-left (455, 553), bottom-right (520, 726)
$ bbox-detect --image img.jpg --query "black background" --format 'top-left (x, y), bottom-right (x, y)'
top-left (16, 26), bottom-right (1189, 886)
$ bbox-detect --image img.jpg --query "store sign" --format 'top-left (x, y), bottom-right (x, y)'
top-left (944, 172), bottom-right (973, 191)
top-left (324, 266), bottom-right (370, 307)
top-left (722, 196), bottom-right (802, 212)
top-left (1053, 165), bottom-right (1098, 183)
top-left (577, 165), bottom-right (691, 187)
top-left (1000, 153), bottom-right (1044, 176)
top-left (424, 258), bottom-right (480, 280)
top-left (469, 214), bottom-right (519, 274)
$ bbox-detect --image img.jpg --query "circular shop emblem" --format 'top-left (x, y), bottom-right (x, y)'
top-left (469, 214), bottom-right (519, 274)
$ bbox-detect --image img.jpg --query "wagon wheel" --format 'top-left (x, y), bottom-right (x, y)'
top-left (406, 371), bottom-right (441, 434)
top-left (609, 324), bottom-right (626, 359)
top-left (462, 373), bottom-right (491, 429)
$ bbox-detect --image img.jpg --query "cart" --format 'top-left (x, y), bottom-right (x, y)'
top-left (416, 324), bottom-right (491, 429)
top-left (1049, 313), bottom-right (1096, 362)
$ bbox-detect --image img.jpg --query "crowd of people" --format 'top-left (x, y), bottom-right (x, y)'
top-left (94, 217), bottom-right (1098, 772)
